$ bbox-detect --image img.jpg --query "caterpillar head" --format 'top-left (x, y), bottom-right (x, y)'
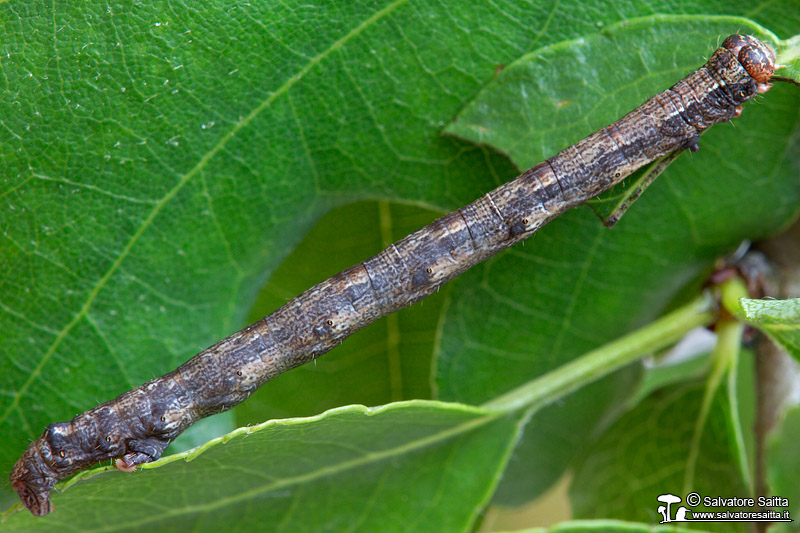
top-left (10, 440), bottom-right (58, 516)
top-left (722, 34), bottom-right (776, 84)
top-left (11, 421), bottom-right (95, 516)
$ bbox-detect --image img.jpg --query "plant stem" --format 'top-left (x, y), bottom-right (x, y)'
top-left (482, 294), bottom-right (716, 413)
top-left (683, 277), bottom-right (748, 493)
top-left (682, 308), bottom-right (743, 493)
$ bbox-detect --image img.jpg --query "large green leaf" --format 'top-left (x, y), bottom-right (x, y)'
top-left (2, 0), bottom-right (799, 530)
top-left (570, 373), bottom-right (755, 532)
top-left (0, 402), bottom-right (525, 532)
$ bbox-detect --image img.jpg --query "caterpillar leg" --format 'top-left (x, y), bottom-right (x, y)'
top-left (598, 150), bottom-right (683, 228)
top-left (115, 438), bottom-right (170, 472)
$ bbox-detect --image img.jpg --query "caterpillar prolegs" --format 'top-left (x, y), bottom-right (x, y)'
top-left (11, 34), bottom-right (780, 516)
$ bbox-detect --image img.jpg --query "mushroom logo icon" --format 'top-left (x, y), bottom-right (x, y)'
top-left (657, 494), bottom-right (691, 523)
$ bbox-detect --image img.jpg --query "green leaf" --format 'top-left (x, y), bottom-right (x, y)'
top-left (1, 402), bottom-right (525, 532)
top-left (738, 298), bottom-right (800, 361)
top-left (443, 17), bottom-right (785, 173)
top-left (569, 371), bottom-right (756, 532)
top-left (444, 21), bottom-right (800, 229)
top-left (2, 0), bottom-right (800, 529)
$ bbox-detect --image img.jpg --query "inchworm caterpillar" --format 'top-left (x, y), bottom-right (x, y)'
top-left (10, 34), bottom-right (783, 516)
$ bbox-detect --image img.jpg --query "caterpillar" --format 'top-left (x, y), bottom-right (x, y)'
top-left (10, 34), bottom-right (779, 516)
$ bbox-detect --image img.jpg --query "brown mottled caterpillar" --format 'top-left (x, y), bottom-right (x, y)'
top-left (11, 34), bottom-right (781, 516)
